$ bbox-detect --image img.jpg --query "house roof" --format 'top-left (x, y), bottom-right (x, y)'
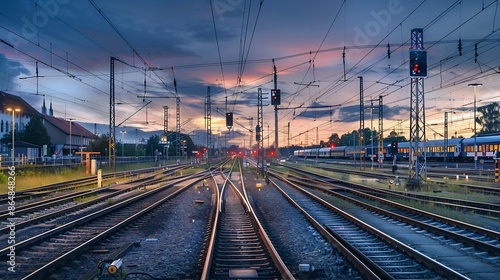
top-left (0, 91), bottom-right (41, 117)
top-left (43, 114), bottom-right (97, 139)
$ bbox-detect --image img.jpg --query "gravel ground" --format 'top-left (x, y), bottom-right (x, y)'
top-left (243, 172), bottom-right (362, 279)
top-left (52, 183), bottom-right (214, 280)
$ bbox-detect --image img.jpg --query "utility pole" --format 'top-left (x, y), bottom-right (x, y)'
top-left (287, 122), bottom-right (290, 149)
top-left (378, 95), bottom-right (384, 168)
top-left (257, 88), bottom-right (264, 175)
top-left (109, 57), bottom-right (116, 170)
top-left (273, 61), bottom-right (279, 158)
top-left (359, 76), bottom-right (365, 170)
top-left (206, 87), bottom-right (211, 163)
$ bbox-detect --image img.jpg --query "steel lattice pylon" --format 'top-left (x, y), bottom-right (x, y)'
top-left (409, 28), bottom-right (427, 185)
top-left (109, 57), bottom-right (116, 170)
top-left (257, 88), bottom-right (264, 174)
top-left (378, 95), bottom-right (383, 168)
top-left (206, 87), bottom-right (211, 163)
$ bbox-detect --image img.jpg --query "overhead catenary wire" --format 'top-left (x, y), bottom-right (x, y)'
top-left (1, 1), bottom-right (499, 141)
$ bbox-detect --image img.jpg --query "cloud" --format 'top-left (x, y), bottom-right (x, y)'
top-left (0, 53), bottom-right (31, 90)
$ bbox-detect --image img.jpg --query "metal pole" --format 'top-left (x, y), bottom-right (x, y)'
top-left (370, 101), bottom-right (374, 169)
top-left (11, 110), bottom-right (14, 165)
top-left (8, 109), bottom-right (21, 165)
top-left (69, 120), bottom-right (72, 158)
top-left (468, 83), bottom-right (482, 170)
top-left (7, 109), bottom-right (18, 165)
top-left (120, 130), bottom-right (126, 158)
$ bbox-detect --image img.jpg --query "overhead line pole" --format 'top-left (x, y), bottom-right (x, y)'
top-left (359, 76), bottom-right (365, 170)
top-left (206, 87), bottom-right (212, 163)
top-left (109, 57), bottom-right (116, 170)
top-left (378, 96), bottom-right (384, 168)
top-left (409, 28), bottom-right (427, 186)
top-left (273, 60), bottom-right (279, 158)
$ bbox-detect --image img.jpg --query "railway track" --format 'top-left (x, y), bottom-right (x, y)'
top-left (275, 166), bottom-right (500, 252)
top-left (268, 174), bottom-right (469, 279)
top-left (282, 163), bottom-right (500, 217)
top-left (199, 159), bottom-right (292, 279)
top-left (0, 170), bottom-right (178, 242)
top-left (0, 169), bottom-right (206, 280)
top-left (0, 165), bottom-right (176, 210)
top-left (294, 161), bottom-right (500, 196)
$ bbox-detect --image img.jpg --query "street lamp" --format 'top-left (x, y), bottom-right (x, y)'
top-left (120, 130), bottom-right (127, 158)
top-left (468, 83), bottom-right (482, 170)
top-left (6, 108), bottom-right (21, 165)
top-left (67, 118), bottom-right (75, 164)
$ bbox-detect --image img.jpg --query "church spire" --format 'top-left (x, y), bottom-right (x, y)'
top-left (49, 100), bottom-right (54, 116)
top-left (42, 98), bottom-right (47, 114)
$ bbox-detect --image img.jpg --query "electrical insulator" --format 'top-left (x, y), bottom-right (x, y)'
top-left (270, 89), bottom-right (281, 106)
top-left (409, 50), bottom-right (427, 77)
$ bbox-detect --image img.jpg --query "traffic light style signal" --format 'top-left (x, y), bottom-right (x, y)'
top-left (409, 50), bottom-right (427, 77)
top-left (255, 125), bottom-right (261, 141)
top-left (226, 112), bottom-right (233, 127)
top-left (391, 141), bottom-right (398, 155)
top-left (271, 89), bottom-right (281, 105)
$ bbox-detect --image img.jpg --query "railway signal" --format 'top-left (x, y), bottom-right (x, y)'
top-left (271, 89), bottom-right (281, 105)
top-left (226, 112), bottom-right (233, 128)
top-left (391, 141), bottom-right (398, 155)
top-left (256, 125), bottom-right (261, 141)
top-left (409, 50), bottom-right (427, 77)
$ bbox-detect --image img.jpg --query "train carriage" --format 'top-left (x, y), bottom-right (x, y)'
top-left (330, 146), bottom-right (347, 158)
top-left (344, 145), bottom-right (363, 160)
top-left (385, 141), bottom-right (411, 161)
top-left (364, 142), bottom-right (390, 161)
top-left (461, 135), bottom-right (500, 160)
top-left (318, 147), bottom-right (332, 158)
top-left (293, 135), bottom-right (500, 163)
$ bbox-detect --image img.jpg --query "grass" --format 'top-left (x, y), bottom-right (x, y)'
top-left (2, 166), bottom-right (88, 193)
top-left (0, 162), bottom-right (160, 194)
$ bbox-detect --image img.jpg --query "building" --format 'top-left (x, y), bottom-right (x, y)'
top-left (42, 114), bottom-right (97, 157)
top-left (1, 91), bottom-right (97, 163)
top-left (0, 91), bottom-right (40, 163)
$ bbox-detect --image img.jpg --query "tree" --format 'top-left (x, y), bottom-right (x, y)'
top-left (88, 134), bottom-right (109, 155)
top-left (21, 116), bottom-right (51, 147)
top-left (145, 134), bottom-right (162, 156)
top-left (1, 116), bottom-right (51, 148)
top-left (327, 133), bottom-right (341, 147)
top-left (476, 102), bottom-right (500, 135)
top-left (385, 130), bottom-right (407, 143)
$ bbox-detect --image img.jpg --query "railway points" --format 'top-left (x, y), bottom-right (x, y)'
top-left (0, 156), bottom-right (498, 279)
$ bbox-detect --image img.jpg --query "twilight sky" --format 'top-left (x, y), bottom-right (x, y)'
top-left (1, 0), bottom-right (499, 147)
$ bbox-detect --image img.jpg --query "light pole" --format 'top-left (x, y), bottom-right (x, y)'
top-left (7, 108), bottom-right (21, 165)
top-left (67, 118), bottom-right (75, 164)
top-left (468, 83), bottom-right (482, 170)
top-left (120, 130), bottom-right (127, 158)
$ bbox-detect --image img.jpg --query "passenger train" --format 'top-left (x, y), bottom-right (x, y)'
top-left (293, 135), bottom-right (500, 162)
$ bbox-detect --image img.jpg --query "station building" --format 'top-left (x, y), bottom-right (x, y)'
top-left (0, 91), bottom-right (97, 164)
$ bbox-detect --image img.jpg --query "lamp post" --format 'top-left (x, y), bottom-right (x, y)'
top-left (7, 108), bottom-right (21, 165)
top-left (67, 118), bottom-right (75, 164)
top-left (120, 130), bottom-right (127, 158)
top-left (468, 83), bottom-right (482, 170)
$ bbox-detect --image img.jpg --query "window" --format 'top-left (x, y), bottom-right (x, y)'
top-left (0, 120), bottom-right (3, 132)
